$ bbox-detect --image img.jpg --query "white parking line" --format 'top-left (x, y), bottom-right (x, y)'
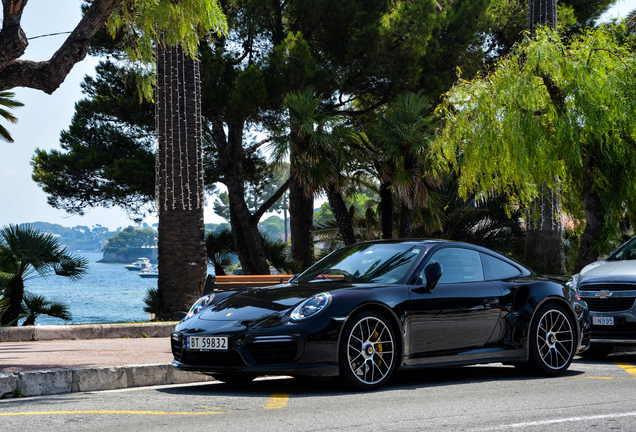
top-left (467, 412), bottom-right (636, 431)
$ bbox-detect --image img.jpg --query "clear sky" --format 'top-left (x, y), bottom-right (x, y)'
top-left (0, 0), bottom-right (635, 232)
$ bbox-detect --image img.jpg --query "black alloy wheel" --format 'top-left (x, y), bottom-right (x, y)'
top-left (339, 311), bottom-right (397, 390)
top-left (528, 303), bottom-right (576, 376)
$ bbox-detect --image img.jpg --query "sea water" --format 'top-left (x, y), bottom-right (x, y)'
top-left (24, 253), bottom-right (210, 326)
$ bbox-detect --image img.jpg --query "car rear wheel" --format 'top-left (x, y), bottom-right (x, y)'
top-left (527, 303), bottom-right (576, 376)
top-left (339, 311), bottom-right (397, 390)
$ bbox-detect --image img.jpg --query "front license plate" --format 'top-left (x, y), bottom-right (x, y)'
top-left (186, 336), bottom-right (229, 351)
top-left (593, 316), bottom-right (614, 326)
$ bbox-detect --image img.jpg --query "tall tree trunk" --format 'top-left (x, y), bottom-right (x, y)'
top-left (326, 182), bottom-right (356, 245)
top-left (399, 153), bottom-right (418, 239)
top-left (528, 0), bottom-right (558, 35)
top-left (289, 158), bottom-right (314, 271)
top-left (399, 204), bottom-right (415, 239)
top-left (524, 0), bottom-right (565, 275)
top-left (155, 44), bottom-right (208, 320)
top-left (576, 158), bottom-right (604, 272)
top-left (1, 277), bottom-right (24, 326)
top-left (380, 180), bottom-right (394, 239)
top-left (524, 186), bottom-right (566, 275)
top-left (214, 120), bottom-right (270, 275)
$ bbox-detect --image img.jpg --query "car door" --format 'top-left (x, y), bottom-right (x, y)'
top-left (406, 247), bottom-right (503, 357)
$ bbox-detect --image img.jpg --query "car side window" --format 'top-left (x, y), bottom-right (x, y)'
top-left (427, 248), bottom-right (484, 284)
top-left (481, 253), bottom-right (521, 280)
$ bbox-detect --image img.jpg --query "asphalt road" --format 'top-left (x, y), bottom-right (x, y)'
top-left (2, 353), bottom-right (636, 432)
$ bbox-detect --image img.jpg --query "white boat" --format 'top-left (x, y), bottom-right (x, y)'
top-left (124, 257), bottom-right (151, 271)
top-left (139, 265), bottom-right (158, 278)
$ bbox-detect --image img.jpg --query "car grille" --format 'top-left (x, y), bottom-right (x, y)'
top-left (591, 322), bottom-right (636, 340)
top-left (581, 283), bottom-right (636, 292)
top-left (583, 297), bottom-right (636, 312)
top-left (171, 337), bottom-right (183, 362)
top-left (181, 350), bottom-right (247, 367)
top-left (246, 335), bottom-right (299, 364)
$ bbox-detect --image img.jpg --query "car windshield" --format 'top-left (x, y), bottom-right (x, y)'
top-left (608, 236), bottom-right (636, 261)
top-left (296, 243), bottom-right (425, 284)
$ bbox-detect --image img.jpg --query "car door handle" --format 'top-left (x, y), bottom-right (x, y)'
top-left (483, 299), bottom-right (499, 308)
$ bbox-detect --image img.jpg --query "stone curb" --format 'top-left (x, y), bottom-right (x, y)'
top-left (0, 364), bottom-right (213, 398)
top-left (0, 322), bottom-right (177, 342)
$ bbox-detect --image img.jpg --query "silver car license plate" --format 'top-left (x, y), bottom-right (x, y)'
top-left (593, 316), bottom-right (614, 326)
top-left (186, 336), bottom-right (229, 350)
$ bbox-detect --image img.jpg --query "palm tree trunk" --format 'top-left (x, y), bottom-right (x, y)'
top-left (1, 277), bottom-right (24, 326)
top-left (380, 181), bottom-right (394, 239)
top-left (576, 157), bottom-right (604, 272)
top-left (289, 158), bottom-right (315, 271)
top-left (524, 0), bottom-right (565, 275)
top-left (155, 44), bottom-right (207, 320)
top-left (326, 182), bottom-right (356, 245)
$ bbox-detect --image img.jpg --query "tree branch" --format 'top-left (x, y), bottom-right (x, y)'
top-left (254, 177), bottom-right (291, 221)
top-left (0, 0), bottom-right (123, 94)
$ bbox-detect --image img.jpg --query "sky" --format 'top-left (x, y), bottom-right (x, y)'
top-left (1, 0), bottom-right (635, 232)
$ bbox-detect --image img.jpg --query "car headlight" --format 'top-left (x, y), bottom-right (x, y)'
top-left (186, 294), bottom-right (215, 319)
top-left (566, 273), bottom-right (580, 290)
top-left (290, 292), bottom-right (332, 322)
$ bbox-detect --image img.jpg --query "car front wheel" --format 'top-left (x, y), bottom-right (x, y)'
top-left (339, 311), bottom-right (397, 390)
top-left (527, 303), bottom-right (576, 376)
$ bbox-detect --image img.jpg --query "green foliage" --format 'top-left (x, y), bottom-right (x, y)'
top-left (205, 227), bottom-right (296, 274)
top-left (437, 24), bottom-right (636, 254)
top-left (0, 88), bottom-right (23, 143)
top-left (31, 62), bottom-right (156, 220)
top-left (142, 287), bottom-right (158, 315)
top-left (0, 224), bottom-right (88, 326)
top-left (21, 292), bottom-right (71, 326)
top-left (104, 226), bottom-right (156, 249)
top-left (106, 0), bottom-right (228, 98)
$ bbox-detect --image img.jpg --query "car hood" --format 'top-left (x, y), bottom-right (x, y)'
top-left (195, 281), bottom-right (358, 322)
top-left (579, 260), bottom-right (636, 284)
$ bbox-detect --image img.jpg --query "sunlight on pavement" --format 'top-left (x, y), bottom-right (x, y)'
top-left (264, 392), bottom-right (290, 409)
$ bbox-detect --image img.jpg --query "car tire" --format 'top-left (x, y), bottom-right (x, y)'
top-left (580, 344), bottom-right (614, 359)
top-left (339, 311), bottom-right (397, 391)
top-left (526, 303), bottom-right (576, 376)
top-left (213, 374), bottom-right (256, 384)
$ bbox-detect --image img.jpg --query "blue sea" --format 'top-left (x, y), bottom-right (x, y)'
top-left (25, 253), bottom-right (209, 326)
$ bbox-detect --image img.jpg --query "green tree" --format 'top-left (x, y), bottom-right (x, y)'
top-left (104, 226), bottom-right (156, 248)
top-left (370, 92), bottom-right (437, 238)
top-left (437, 25), bottom-right (636, 272)
top-left (0, 225), bottom-right (88, 326)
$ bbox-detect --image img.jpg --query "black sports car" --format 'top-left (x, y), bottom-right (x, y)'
top-left (171, 240), bottom-right (591, 390)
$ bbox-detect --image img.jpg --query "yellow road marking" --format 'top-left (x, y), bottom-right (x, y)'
top-left (615, 362), bottom-right (636, 378)
top-left (264, 392), bottom-right (290, 409)
top-left (0, 410), bottom-right (228, 417)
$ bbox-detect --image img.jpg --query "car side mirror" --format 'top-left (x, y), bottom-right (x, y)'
top-left (423, 262), bottom-right (443, 293)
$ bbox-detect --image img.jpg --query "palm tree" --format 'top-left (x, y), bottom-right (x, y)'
top-left (155, 44), bottom-right (209, 320)
top-left (0, 88), bottom-right (24, 143)
top-left (283, 89), bottom-right (358, 248)
top-left (0, 224), bottom-right (88, 326)
top-left (370, 92), bottom-right (437, 238)
top-left (21, 292), bottom-right (72, 326)
top-left (524, 0), bottom-right (565, 275)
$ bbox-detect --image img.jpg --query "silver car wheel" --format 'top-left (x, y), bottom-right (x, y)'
top-left (346, 315), bottom-right (395, 385)
top-left (536, 308), bottom-right (574, 370)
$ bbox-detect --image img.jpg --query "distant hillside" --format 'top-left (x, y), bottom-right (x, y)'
top-left (24, 222), bottom-right (121, 252)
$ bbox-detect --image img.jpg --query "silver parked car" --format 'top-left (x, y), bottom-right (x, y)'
top-left (569, 236), bottom-right (636, 357)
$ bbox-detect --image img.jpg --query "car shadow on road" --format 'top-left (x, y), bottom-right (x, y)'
top-left (157, 363), bottom-right (585, 398)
